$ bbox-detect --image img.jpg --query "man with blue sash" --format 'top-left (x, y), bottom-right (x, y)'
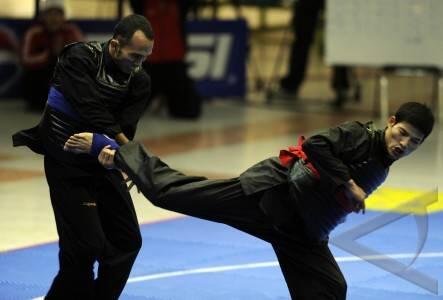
top-left (13, 14), bottom-right (154, 300)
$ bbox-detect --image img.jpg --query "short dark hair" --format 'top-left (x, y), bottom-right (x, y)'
top-left (113, 14), bottom-right (154, 46)
top-left (394, 101), bottom-right (434, 140)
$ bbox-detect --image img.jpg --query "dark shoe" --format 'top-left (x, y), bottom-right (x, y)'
top-left (269, 87), bottom-right (298, 101)
top-left (332, 89), bottom-right (348, 110)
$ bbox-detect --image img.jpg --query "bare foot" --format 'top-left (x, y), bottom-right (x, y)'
top-left (64, 132), bottom-right (93, 154)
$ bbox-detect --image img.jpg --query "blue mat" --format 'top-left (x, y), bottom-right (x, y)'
top-left (0, 211), bottom-right (442, 299)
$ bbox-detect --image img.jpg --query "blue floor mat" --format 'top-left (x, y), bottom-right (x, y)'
top-left (0, 211), bottom-right (442, 299)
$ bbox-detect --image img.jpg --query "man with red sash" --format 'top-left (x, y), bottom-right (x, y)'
top-left (65, 102), bottom-right (434, 299)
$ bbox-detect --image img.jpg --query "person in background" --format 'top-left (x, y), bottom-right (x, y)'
top-left (130, 0), bottom-right (202, 119)
top-left (21, 0), bottom-right (83, 112)
top-left (0, 26), bottom-right (20, 96)
top-left (278, 0), bottom-right (351, 109)
top-left (0, 26), bottom-right (18, 54)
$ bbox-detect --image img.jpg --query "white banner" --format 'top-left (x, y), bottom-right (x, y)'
top-left (326, 0), bottom-right (443, 68)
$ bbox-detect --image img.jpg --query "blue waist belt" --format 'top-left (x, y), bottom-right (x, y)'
top-left (46, 86), bottom-right (119, 157)
top-left (47, 86), bottom-right (81, 120)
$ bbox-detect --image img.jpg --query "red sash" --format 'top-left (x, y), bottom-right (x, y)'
top-left (279, 136), bottom-right (320, 179)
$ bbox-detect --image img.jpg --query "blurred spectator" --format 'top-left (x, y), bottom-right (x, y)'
top-left (21, 0), bottom-right (83, 111)
top-left (0, 26), bottom-right (20, 96)
top-left (0, 26), bottom-right (18, 52)
top-left (278, 0), bottom-right (351, 109)
top-left (130, 0), bottom-right (202, 119)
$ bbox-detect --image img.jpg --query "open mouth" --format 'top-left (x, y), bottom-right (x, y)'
top-left (393, 147), bottom-right (404, 157)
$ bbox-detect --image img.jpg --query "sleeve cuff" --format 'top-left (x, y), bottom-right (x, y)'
top-left (90, 133), bottom-right (120, 158)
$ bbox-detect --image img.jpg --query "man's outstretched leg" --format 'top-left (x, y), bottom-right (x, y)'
top-left (112, 142), bottom-right (278, 241)
top-left (63, 135), bottom-right (273, 235)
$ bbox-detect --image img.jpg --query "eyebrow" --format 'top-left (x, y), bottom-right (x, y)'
top-left (129, 53), bottom-right (146, 60)
top-left (411, 137), bottom-right (422, 143)
top-left (400, 127), bottom-right (422, 143)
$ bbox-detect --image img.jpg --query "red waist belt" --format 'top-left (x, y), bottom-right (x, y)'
top-left (279, 136), bottom-right (320, 179)
top-left (279, 136), bottom-right (353, 212)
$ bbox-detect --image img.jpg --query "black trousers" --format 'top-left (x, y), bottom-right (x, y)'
top-left (280, 0), bottom-right (350, 94)
top-left (120, 151), bottom-right (347, 299)
top-left (43, 156), bottom-right (142, 300)
top-left (143, 62), bottom-right (202, 119)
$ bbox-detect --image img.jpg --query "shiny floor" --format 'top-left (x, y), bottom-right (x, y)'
top-left (0, 66), bottom-right (442, 299)
top-left (1, 96), bottom-right (441, 250)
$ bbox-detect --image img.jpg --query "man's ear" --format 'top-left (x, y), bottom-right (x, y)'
top-left (109, 39), bottom-right (120, 54)
top-left (387, 115), bottom-right (396, 127)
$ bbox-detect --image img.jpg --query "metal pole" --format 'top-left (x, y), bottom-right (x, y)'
top-left (212, 0), bottom-right (218, 20)
top-left (437, 76), bottom-right (443, 198)
top-left (34, 0), bottom-right (40, 19)
top-left (439, 76), bottom-right (443, 124)
top-left (117, 0), bottom-right (124, 19)
top-left (379, 75), bottom-right (389, 121)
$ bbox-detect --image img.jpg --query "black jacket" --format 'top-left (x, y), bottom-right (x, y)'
top-left (114, 121), bottom-right (394, 242)
top-left (13, 41), bottom-right (150, 157)
top-left (241, 121), bottom-right (394, 241)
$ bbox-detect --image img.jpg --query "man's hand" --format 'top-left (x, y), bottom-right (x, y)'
top-left (115, 133), bottom-right (129, 145)
top-left (64, 132), bottom-right (93, 154)
top-left (98, 146), bottom-right (116, 169)
top-left (344, 179), bottom-right (367, 214)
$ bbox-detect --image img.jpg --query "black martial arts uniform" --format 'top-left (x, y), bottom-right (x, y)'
top-left (112, 121), bottom-right (394, 300)
top-left (13, 41), bottom-right (150, 299)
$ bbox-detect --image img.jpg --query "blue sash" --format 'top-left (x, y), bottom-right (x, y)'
top-left (47, 87), bottom-right (80, 120)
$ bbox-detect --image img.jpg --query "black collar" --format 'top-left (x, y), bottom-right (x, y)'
top-left (379, 129), bottom-right (395, 167)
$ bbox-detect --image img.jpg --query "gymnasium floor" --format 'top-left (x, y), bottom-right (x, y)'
top-left (0, 88), bottom-right (442, 299)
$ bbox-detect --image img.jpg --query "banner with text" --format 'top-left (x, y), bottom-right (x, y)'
top-left (0, 19), bottom-right (247, 99)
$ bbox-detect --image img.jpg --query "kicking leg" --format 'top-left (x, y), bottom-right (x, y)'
top-left (115, 142), bottom-right (275, 241)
